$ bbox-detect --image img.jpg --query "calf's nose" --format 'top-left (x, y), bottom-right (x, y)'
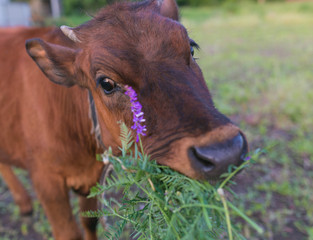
top-left (188, 133), bottom-right (248, 179)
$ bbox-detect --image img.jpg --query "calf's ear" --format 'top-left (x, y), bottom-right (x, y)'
top-left (26, 38), bottom-right (77, 87)
top-left (158, 0), bottom-right (179, 21)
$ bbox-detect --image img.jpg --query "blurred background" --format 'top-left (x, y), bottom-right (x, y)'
top-left (0, 0), bottom-right (313, 240)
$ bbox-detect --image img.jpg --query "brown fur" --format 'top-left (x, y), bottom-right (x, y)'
top-left (0, 0), bottom-right (246, 239)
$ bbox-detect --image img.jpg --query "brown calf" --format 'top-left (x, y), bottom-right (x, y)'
top-left (0, 0), bottom-right (248, 239)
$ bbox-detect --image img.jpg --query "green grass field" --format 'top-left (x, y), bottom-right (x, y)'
top-left (1, 2), bottom-right (313, 239)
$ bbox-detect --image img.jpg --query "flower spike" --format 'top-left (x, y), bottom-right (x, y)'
top-left (125, 86), bottom-right (147, 142)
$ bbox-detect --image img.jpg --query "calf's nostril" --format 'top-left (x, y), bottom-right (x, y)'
top-left (189, 147), bottom-right (215, 172)
top-left (188, 133), bottom-right (248, 178)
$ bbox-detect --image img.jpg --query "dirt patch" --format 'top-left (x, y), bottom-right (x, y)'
top-left (0, 210), bottom-right (45, 240)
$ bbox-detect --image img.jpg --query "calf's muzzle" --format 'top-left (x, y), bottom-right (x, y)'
top-left (188, 133), bottom-right (248, 179)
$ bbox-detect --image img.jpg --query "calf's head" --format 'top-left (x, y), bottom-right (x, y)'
top-left (26, 0), bottom-right (248, 180)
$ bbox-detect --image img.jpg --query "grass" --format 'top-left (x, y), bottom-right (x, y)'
top-left (1, 1), bottom-right (313, 239)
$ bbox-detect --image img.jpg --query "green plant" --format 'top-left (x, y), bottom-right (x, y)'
top-left (84, 123), bottom-right (263, 239)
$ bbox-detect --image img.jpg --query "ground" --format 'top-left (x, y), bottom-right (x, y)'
top-left (1, 2), bottom-right (313, 240)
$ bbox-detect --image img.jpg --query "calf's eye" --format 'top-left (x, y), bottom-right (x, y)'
top-left (97, 76), bottom-right (116, 94)
top-left (189, 39), bottom-right (199, 58)
top-left (190, 45), bottom-right (195, 57)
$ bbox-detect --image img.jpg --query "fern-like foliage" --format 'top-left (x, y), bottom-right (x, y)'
top-left (84, 123), bottom-right (263, 240)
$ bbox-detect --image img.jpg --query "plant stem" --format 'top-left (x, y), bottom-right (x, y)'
top-left (219, 160), bottom-right (250, 189)
top-left (149, 203), bottom-right (154, 240)
top-left (218, 188), bottom-right (233, 240)
top-left (228, 201), bottom-right (264, 234)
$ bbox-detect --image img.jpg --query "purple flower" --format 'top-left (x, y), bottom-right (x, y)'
top-left (125, 85), bottom-right (147, 142)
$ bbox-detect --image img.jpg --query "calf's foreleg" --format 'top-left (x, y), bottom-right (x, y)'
top-left (79, 196), bottom-right (98, 240)
top-left (0, 163), bottom-right (33, 215)
top-left (31, 171), bottom-right (83, 240)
